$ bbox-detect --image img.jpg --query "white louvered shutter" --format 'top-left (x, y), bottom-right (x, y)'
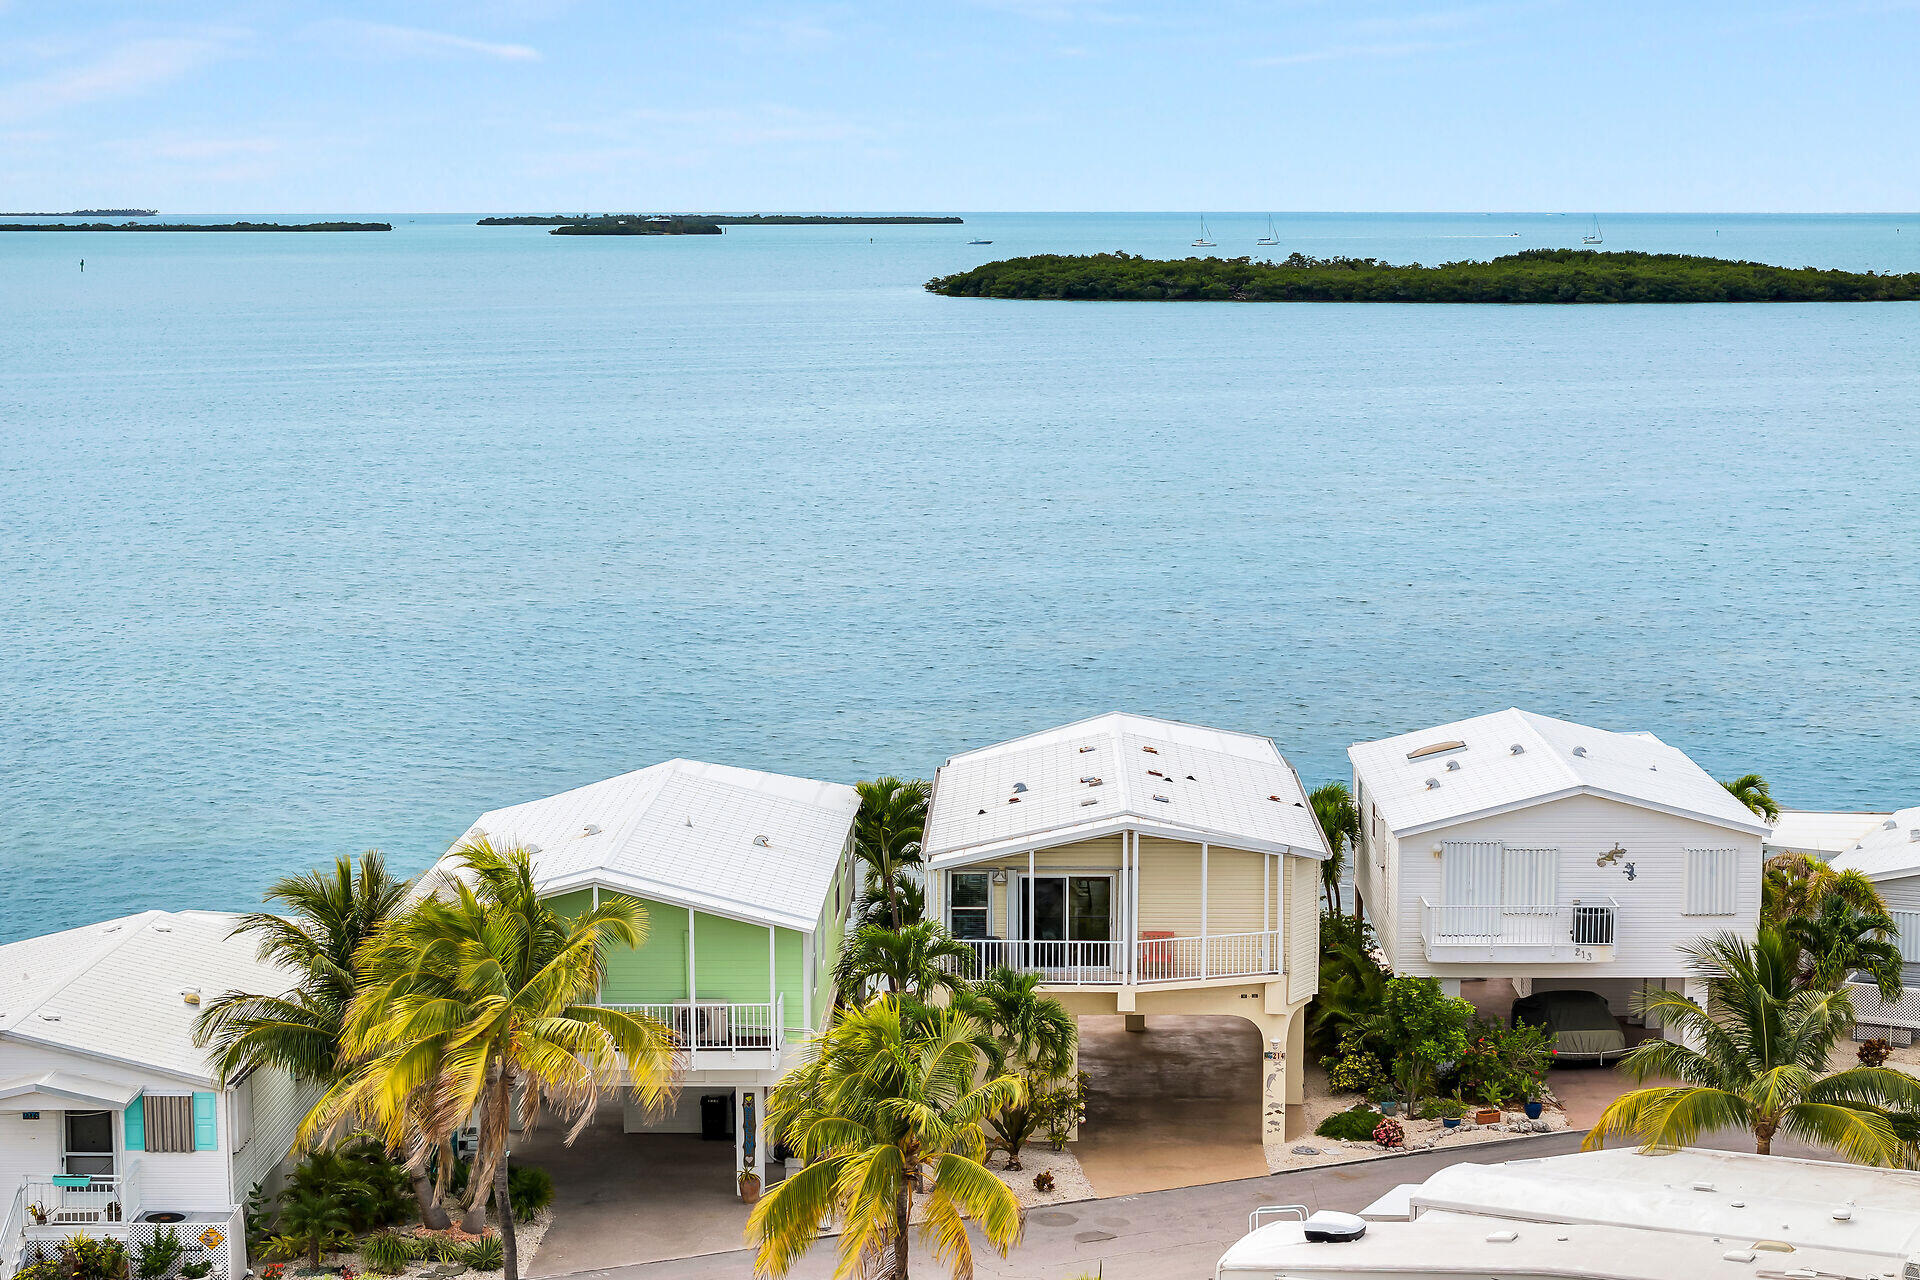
top-left (1501, 847), bottom-right (1558, 908)
top-left (1685, 847), bottom-right (1739, 915)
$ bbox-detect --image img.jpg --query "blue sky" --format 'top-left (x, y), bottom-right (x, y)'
top-left (3, 2), bottom-right (1917, 213)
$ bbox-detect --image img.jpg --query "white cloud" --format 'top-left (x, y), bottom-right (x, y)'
top-left (311, 20), bottom-right (541, 62)
top-left (0, 34), bottom-right (233, 123)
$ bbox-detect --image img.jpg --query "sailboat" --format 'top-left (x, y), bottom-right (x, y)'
top-left (1256, 214), bottom-right (1279, 246)
top-left (1191, 217), bottom-right (1216, 247)
top-left (1582, 215), bottom-right (1603, 245)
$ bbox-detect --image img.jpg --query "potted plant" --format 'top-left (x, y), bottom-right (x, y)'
top-left (1473, 1105), bottom-right (1502, 1125)
top-left (1436, 1098), bottom-right (1467, 1129)
top-left (738, 1164), bottom-right (762, 1205)
top-left (27, 1202), bottom-right (47, 1226)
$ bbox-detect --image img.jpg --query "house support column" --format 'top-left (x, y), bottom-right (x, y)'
top-left (1125, 1014), bottom-right (1147, 1033)
top-left (733, 1089), bottom-right (745, 1196)
top-left (1256, 1006), bottom-right (1296, 1143)
top-left (1439, 977), bottom-right (1462, 998)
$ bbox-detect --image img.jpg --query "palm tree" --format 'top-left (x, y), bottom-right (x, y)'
top-left (853, 778), bottom-right (929, 932)
top-left (1307, 938), bottom-right (1389, 1056)
top-left (955, 967), bottom-right (1078, 1169)
top-left (1781, 898), bottom-right (1904, 999)
top-left (1763, 852), bottom-right (1887, 926)
top-left (748, 997), bottom-right (1024, 1280)
top-left (1310, 782), bottom-right (1359, 917)
top-left (195, 851), bottom-right (411, 1084)
top-left (274, 1188), bottom-right (354, 1268)
top-left (304, 840), bottom-right (678, 1278)
top-left (833, 921), bottom-right (971, 1003)
top-left (1585, 931), bottom-right (1920, 1161)
top-left (1721, 774), bottom-right (1781, 824)
top-left (855, 867), bottom-right (926, 930)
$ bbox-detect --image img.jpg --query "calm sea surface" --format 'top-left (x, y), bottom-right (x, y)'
top-left (4, 212), bottom-right (1918, 942)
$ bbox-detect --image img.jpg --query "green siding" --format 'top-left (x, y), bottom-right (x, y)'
top-left (776, 928), bottom-right (805, 1031)
top-left (693, 912), bottom-right (772, 1002)
top-left (547, 888), bottom-right (691, 1003)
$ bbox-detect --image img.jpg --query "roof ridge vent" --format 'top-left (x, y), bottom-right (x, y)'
top-left (1407, 740), bottom-right (1466, 760)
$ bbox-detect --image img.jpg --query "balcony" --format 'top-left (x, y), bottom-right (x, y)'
top-left (950, 930), bottom-right (1282, 987)
top-left (600, 998), bottom-right (785, 1069)
top-left (1418, 899), bottom-right (1618, 964)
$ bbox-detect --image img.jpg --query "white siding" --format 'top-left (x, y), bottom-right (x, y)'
top-left (231, 1067), bottom-right (315, 1203)
top-left (1379, 792), bottom-right (1763, 980)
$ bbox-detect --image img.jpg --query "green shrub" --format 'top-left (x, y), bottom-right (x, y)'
top-left (361, 1232), bottom-right (412, 1276)
top-left (136, 1229), bottom-right (186, 1280)
top-left (177, 1263), bottom-right (210, 1280)
top-left (463, 1237), bottom-right (505, 1272)
top-left (1314, 1107), bottom-right (1385, 1142)
top-left (59, 1236), bottom-right (130, 1280)
top-left (1449, 1018), bottom-right (1555, 1107)
top-left (1414, 1096), bottom-right (1468, 1120)
top-left (507, 1165), bottom-right (554, 1222)
top-left (431, 1236), bottom-right (468, 1265)
top-left (1322, 1027), bottom-right (1389, 1095)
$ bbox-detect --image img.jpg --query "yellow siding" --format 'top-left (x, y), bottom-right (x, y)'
top-left (965, 835), bottom-right (1125, 935)
top-left (1136, 838), bottom-right (1200, 934)
top-left (1205, 848), bottom-right (1268, 935)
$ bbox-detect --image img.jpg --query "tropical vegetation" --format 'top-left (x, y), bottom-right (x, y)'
top-left (956, 967), bottom-right (1079, 1169)
top-left (1720, 773), bottom-right (1781, 823)
top-left (926, 250), bottom-right (1920, 303)
top-left (833, 920), bottom-right (971, 1001)
top-left (295, 840), bottom-right (676, 1279)
top-left (1310, 782), bottom-right (1358, 917)
top-left (1585, 932), bottom-right (1920, 1161)
top-left (852, 777), bottom-right (930, 931)
top-left (748, 998), bottom-right (1025, 1280)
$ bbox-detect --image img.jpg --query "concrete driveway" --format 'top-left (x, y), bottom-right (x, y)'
top-left (517, 1106), bottom-right (753, 1276)
top-left (1072, 1014), bottom-right (1269, 1197)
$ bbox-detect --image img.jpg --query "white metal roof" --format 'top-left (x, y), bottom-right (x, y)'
top-left (1408, 1146), bottom-right (1920, 1263)
top-left (0, 911), bottom-right (297, 1087)
top-left (1348, 709), bottom-right (1771, 839)
top-left (434, 759), bottom-right (860, 933)
top-left (1768, 809), bottom-right (1894, 859)
top-left (1216, 1212), bottom-right (1896, 1279)
top-left (923, 713), bottom-right (1329, 866)
top-left (1830, 806), bottom-right (1920, 883)
top-left (0, 1071), bottom-right (143, 1112)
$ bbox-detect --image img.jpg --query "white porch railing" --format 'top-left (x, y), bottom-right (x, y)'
top-left (952, 932), bottom-right (1283, 986)
top-left (16, 1174), bottom-right (129, 1228)
top-left (604, 997), bottom-right (784, 1052)
top-left (1419, 899), bottom-right (1618, 956)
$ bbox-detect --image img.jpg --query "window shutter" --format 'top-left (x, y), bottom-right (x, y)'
top-left (192, 1092), bottom-right (218, 1151)
top-left (124, 1095), bottom-right (146, 1151)
top-left (1685, 848), bottom-right (1739, 915)
top-left (1893, 911), bottom-right (1920, 965)
top-left (1501, 848), bottom-right (1558, 907)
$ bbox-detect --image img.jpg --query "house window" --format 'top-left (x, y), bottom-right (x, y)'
top-left (1016, 875), bottom-right (1113, 943)
top-left (949, 872), bottom-right (990, 940)
top-left (1685, 848), bottom-right (1740, 915)
top-left (63, 1111), bottom-right (114, 1176)
top-left (232, 1077), bottom-right (254, 1152)
top-left (143, 1094), bottom-right (196, 1153)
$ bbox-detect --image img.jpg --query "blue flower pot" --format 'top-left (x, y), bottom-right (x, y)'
top-left (1524, 1102), bottom-right (1544, 1120)
top-left (1442, 1117), bottom-right (1461, 1129)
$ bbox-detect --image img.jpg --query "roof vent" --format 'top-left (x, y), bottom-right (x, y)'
top-left (1424, 777), bottom-right (1441, 790)
top-left (1147, 769), bottom-right (1164, 778)
top-left (1572, 746), bottom-right (1587, 757)
top-left (525, 843), bottom-right (542, 854)
top-left (752, 835), bottom-right (770, 848)
top-left (1080, 775), bottom-right (1102, 785)
top-left (977, 808), bottom-right (986, 815)
top-left (1268, 794), bottom-right (1283, 801)
top-left (1445, 760), bottom-right (1461, 772)
top-left (1406, 740), bottom-right (1466, 760)
top-left (1008, 796), bottom-right (1021, 804)
top-left (1691, 1181), bottom-right (1717, 1192)
top-left (1302, 1211), bottom-right (1365, 1244)
top-left (1185, 774), bottom-right (1197, 781)
top-left (1141, 745), bottom-right (1158, 754)
top-left (582, 824), bottom-right (602, 837)
top-left (686, 818), bottom-right (694, 828)
top-left (1078, 745), bottom-right (1095, 753)
top-left (1885, 818), bottom-right (1899, 830)
top-left (1152, 794), bottom-right (1170, 803)
top-left (1012, 782), bottom-right (1028, 793)
top-left (1832, 1206), bottom-right (1854, 1222)
top-left (182, 989), bottom-right (201, 1006)
top-left (1080, 797), bottom-right (1097, 807)
top-left (1485, 1231), bottom-right (1518, 1244)
top-left (1910, 829), bottom-right (1920, 843)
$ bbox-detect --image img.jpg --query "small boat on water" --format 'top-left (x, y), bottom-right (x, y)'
top-left (1583, 215), bottom-right (1603, 245)
top-left (1192, 217), bottom-right (1216, 247)
top-left (968, 238), bottom-right (992, 244)
top-left (1256, 215), bottom-right (1279, 246)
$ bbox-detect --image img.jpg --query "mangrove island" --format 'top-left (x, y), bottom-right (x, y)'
top-left (481, 213), bottom-right (962, 226)
top-left (0, 221), bottom-right (391, 232)
top-left (0, 208), bottom-right (158, 217)
top-left (925, 249), bottom-right (1920, 303)
top-left (548, 217), bottom-right (723, 236)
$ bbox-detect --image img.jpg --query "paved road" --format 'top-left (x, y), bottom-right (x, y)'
top-left (557, 1131), bottom-right (1588, 1280)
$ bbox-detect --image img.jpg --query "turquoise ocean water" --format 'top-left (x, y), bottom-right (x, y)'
top-left (3, 212), bottom-right (1918, 942)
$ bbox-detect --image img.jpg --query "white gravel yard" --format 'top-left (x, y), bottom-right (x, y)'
top-left (990, 1144), bottom-right (1096, 1207)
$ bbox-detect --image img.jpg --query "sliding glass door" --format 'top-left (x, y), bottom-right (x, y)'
top-left (1015, 875), bottom-right (1114, 974)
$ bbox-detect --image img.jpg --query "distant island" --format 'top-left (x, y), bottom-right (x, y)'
top-left (926, 249), bottom-right (1920, 303)
top-left (547, 218), bottom-right (723, 236)
top-left (480, 213), bottom-right (963, 226)
top-left (0, 221), bottom-right (391, 232)
top-left (0, 208), bottom-right (158, 217)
